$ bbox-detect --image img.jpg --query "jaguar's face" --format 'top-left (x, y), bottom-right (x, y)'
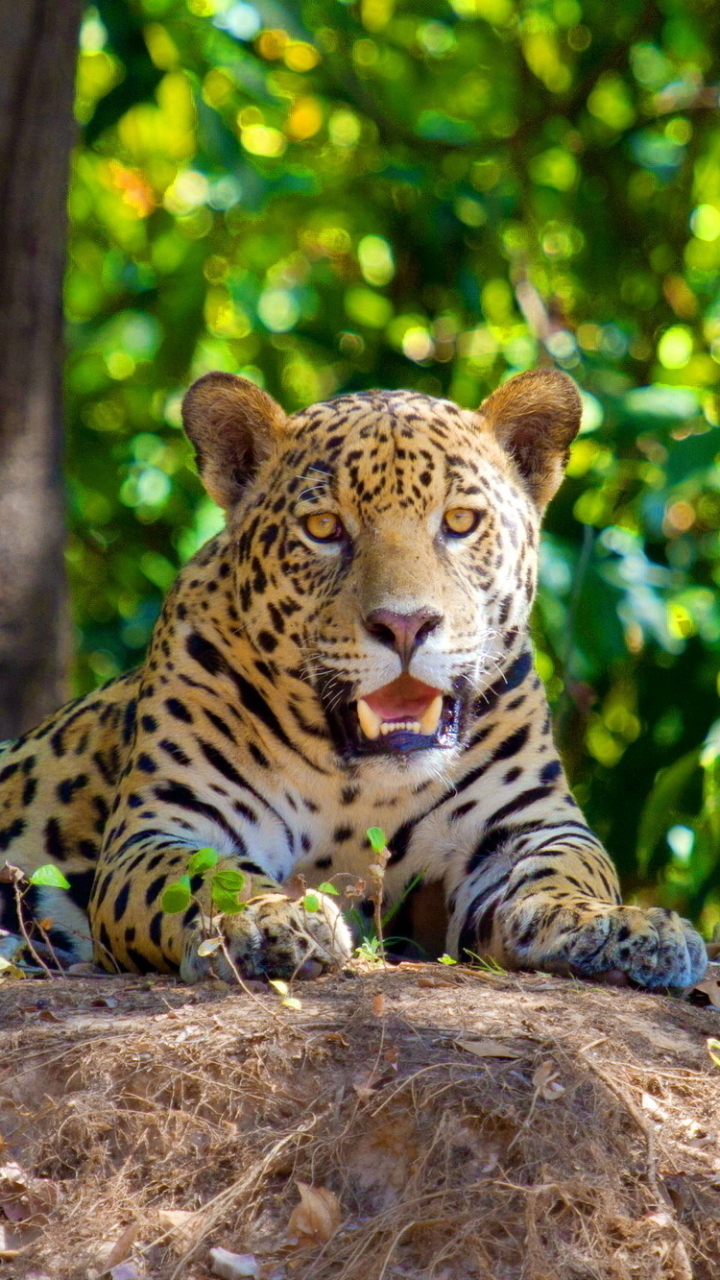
top-left (182, 370), bottom-right (581, 767)
top-left (234, 392), bottom-right (541, 763)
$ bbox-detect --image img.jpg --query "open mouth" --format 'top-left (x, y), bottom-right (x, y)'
top-left (337, 675), bottom-right (461, 756)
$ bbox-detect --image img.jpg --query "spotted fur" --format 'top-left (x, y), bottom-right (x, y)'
top-left (0, 370), bottom-right (707, 987)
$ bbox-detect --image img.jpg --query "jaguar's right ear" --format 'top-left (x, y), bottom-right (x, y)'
top-left (182, 372), bottom-right (289, 510)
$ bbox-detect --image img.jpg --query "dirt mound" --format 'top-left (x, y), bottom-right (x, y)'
top-left (0, 962), bottom-right (719, 1280)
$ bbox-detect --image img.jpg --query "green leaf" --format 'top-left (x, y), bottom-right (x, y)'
top-left (188, 847), bottom-right (220, 876)
top-left (708, 1038), bottom-right (720, 1068)
top-left (282, 996), bottom-right (302, 1010)
top-left (162, 876), bottom-right (192, 914)
top-left (317, 881), bottom-right (339, 895)
top-left (29, 864), bottom-right (71, 890)
top-left (439, 954), bottom-right (457, 966)
top-left (366, 827), bottom-right (386, 854)
top-left (211, 869), bottom-right (246, 894)
top-left (211, 888), bottom-right (247, 915)
top-left (269, 979), bottom-right (289, 996)
top-left (303, 893), bottom-right (320, 912)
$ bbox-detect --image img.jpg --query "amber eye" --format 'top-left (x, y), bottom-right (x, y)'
top-left (303, 512), bottom-right (345, 543)
top-left (443, 507), bottom-right (480, 537)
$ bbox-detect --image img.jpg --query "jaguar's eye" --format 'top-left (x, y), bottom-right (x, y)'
top-left (443, 507), bottom-right (480, 537)
top-left (303, 512), bottom-right (345, 543)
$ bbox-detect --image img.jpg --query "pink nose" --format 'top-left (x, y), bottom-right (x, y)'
top-left (364, 607), bottom-right (443, 667)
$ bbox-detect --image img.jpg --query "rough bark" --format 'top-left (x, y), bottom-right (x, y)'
top-left (0, 1), bottom-right (81, 740)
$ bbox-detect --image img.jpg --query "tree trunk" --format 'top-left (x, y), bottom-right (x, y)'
top-left (0, 0), bottom-right (81, 740)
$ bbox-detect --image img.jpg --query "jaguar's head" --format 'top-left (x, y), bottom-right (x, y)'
top-left (182, 370), bottom-right (581, 767)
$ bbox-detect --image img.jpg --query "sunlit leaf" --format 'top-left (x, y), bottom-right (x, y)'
top-left (187, 847), bottom-right (220, 876)
top-left (212, 870), bottom-right (246, 894)
top-left (162, 877), bottom-right (192, 914)
top-left (29, 865), bottom-right (71, 890)
top-left (366, 827), bottom-right (386, 854)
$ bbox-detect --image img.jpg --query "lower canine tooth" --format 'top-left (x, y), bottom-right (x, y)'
top-left (419, 695), bottom-right (443, 736)
top-left (357, 698), bottom-right (381, 740)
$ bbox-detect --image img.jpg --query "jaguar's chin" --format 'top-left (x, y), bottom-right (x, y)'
top-left (327, 674), bottom-right (462, 759)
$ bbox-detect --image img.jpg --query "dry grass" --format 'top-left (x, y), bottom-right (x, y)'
top-left (0, 961), bottom-right (719, 1279)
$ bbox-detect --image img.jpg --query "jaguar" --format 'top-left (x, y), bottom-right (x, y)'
top-left (0, 368), bottom-right (707, 988)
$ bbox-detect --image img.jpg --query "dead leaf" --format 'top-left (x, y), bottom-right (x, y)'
top-left (156, 1208), bottom-right (196, 1254)
top-left (372, 993), bottom-right (385, 1016)
top-left (641, 1092), bottom-right (667, 1120)
top-left (0, 1161), bottom-right (59, 1223)
top-left (288, 1182), bottom-right (341, 1245)
top-left (95, 1222), bottom-right (138, 1270)
top-left (693, 978), bottom-right (720, 1008)
top-left (532, 1060), bottom-right (566, 1100)
top-left (455, 1039), bottom-right (524, 1059)
top-left (37, 1009), bottom-right (62, 1023)
top-left (344, 878), bottom-right (366, 899)
top-left (417, 975), bottom-right (456, 988)
top-left (157, 1209), bottom-right (194, 1230)
top-left (351, 1067), bottom-right (396, 1099)
top-left (197, 937), bottom-right (224, 957)
top-left (209, 1247), bottom-right (259, 1279)
top-left (0, 957), bottom-right (24, 981)
top-left (0, 1220), bottom-right (24, 1258)
top-left (352, 1071), bottom-right (382, 1100)
top-left (324, 1032), bottom-right (349, 1048)
top-left (0, 863), bottom-right (24, 885)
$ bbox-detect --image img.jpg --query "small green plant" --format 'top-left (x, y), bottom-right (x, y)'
top-left (302, 880), bottom-right (339, 913)
top-left (0, 861), bottom-right (72, 978)
top-left (438, 953), bottom-right (457, 966)
top-left (162, 847), bottom-right (250, 922)
top-left (161, 847), bottom-right (253, 978)
top-left (461, 950), bottom-right (507, 975)
top-left (365, 826), bottom-right (390, 962)
top-left (355, 935), bottom-right (384, 964)
top-left (708, 1038), bottom-right (720, 1068)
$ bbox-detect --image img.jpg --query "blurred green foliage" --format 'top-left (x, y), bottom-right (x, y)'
top-left (66, 0), bottom-right (720, 931)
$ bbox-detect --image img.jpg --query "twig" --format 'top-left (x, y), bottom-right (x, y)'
top-left (10, 874), bottom-right (57, 981)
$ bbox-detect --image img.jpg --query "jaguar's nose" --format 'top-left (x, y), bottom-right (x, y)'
top-left (363, 607), bottom-right (443, 668)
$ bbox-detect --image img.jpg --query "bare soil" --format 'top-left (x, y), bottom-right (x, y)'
top-left (0, 961), bottom-right (719, 1280)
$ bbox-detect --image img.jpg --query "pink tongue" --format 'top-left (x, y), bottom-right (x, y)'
top-left (364, 675), bottom-right (441, 722)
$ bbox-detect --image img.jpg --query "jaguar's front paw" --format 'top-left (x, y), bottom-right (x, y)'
top-left (496, 895), bottom-right (707, 989)
top-left (179, 891), bottom-right (353, 983)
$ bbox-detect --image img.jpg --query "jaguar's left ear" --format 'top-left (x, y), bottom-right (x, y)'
top-left (479, 368), bottom-right (582, 508)
top-left (182, 372), bottom-right (289, 511)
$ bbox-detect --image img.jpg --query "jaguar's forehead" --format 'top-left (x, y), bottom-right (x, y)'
top-left (280, 389), bottom-right (508, 515)
top-left (290, 389), bottom-right (472, 441)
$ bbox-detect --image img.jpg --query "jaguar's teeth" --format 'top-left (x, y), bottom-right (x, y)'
top-left (357, 698), bottom-right (381, 740)
top-left (379, 720), bottom-right (421, 735)
top-left (358, 698), bottom-right (443, 741)
top-left (419, 695), bottom-right (444, 736)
